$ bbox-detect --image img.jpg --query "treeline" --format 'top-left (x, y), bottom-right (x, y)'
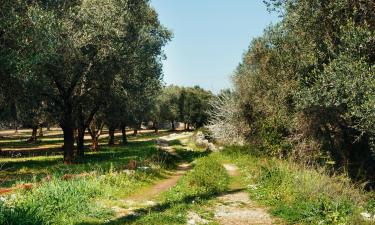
top-left (0, 0), bottom-right (212, 164)
top-left (209, 0), bottom-right (375, 185)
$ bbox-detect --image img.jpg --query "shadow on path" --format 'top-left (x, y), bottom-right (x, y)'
top-left (76, 188), bottom-right (246, 225)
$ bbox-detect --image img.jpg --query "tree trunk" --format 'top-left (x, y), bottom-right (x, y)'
top-left (91, 137), bottom-right (99, 151)
top-left (108, 127), bottom-right (115, 145)
top-left (121, 124), bottom-right (128, 144)
top-left (38, 126), bottom-right (43, 137)
top-left (28, 126), bottom-right (38, 143)
top-left (133, 128), bottom-right (138, 136)
top-left (76, 127), bottom-right (85, 158)
top-left (47, 125), bottom-right (51, 131)
top-left (88, 122), bottom-right (104, 151)
top-left (171, 120), bottom-right (175, 131)
top-left (154, 122), bottom-right (159, 133)
top-left (61, 103), bottom-right (75, 164)
top-left (62, 125), bottom-right (75, 164)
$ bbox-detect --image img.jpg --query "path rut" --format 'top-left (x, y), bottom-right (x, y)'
top-left (112, 133), bottom-right (193, 219)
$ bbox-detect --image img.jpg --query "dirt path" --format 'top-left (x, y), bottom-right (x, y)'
top-left (213, 164), bottom-right (276, 225)
top-left (127, 163), bottom-right (191, 202)
top-left (111, 132), bottom-right (193, 219)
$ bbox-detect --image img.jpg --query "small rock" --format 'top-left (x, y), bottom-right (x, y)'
top-left (207, 143), bottom-right (217, 152)
top-left (360, 212), bottom-right (373, 220)
top-left (145, 200), bottom-right (156, 206)
top-left (138, 166), bottom-right (150, 171)
top-left (186, 212), bottom-right (209, 225)
top-left (123, 169), bottom-right (135, 175)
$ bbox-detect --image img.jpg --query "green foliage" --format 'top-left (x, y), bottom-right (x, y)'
top-left (178, 86), bottom-right (213, 128)
top-left (0, 0), bottom-right (172, 162)
top-left (227, 0), bottom-right (375, 183)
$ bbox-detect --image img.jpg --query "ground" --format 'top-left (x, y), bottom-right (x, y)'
top-left (0, 128), bottom-right (373, 225)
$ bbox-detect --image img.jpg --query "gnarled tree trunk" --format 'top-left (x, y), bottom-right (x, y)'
top-left (61, 104), bottom-right (75, 164)
top-left (171, 120), bottom-right (175, 131)
top-left (88, 121), bottom-right (104, 151)
top-left (28, 126), bottom-right (38, 143)
top-left (62, 125), bottom-right (75, 164)
top-left (108, 126), bottom-right (115, 145)
top-left (38, 126), bottom-right (43, 137)
top-left (154, 121), bottom-right (159, 133)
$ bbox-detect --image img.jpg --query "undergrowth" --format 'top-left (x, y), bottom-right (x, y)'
top-left (0, 168), bottom-right (163, 225)
top-left (219, 145), bottom-right (375, 225)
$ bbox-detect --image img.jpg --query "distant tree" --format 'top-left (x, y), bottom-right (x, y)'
top-left (158, 85), bottom-right (181, 130)
top-left (178, 86), bottom-right (213, 129)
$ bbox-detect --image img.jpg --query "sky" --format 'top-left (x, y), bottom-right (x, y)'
top-left (150, 1), bottom-right (280, 93)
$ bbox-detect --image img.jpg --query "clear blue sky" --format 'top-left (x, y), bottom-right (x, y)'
top-left (150, 1), bottom-right (280, 93)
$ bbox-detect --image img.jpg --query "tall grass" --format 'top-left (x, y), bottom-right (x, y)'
top-left (0, 166), bottom-right (165, 224)
top-left (220, 146), bottom-right (375, 225)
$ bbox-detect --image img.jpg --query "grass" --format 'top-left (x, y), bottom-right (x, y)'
top-left (0, 130), bottom-right (177, 225)
top-left (0, 129), bottom-right (213, 225)
top-left (1, 129), bottom-right (374, 224)
top-left (215, 145), bottom-right (375, 225)
top-left (0, 130), bottom-right (170, 187)
top-left (105, 155), bottom-right (230, 225)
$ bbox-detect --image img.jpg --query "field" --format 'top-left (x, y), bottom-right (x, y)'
top-left (0, 129), bottom-right (374, 225)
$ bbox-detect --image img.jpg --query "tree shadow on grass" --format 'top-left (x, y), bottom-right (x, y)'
top-left (76, 188), bottom-right (246, 225)
top-left (0, 140), bottom-right (158, 187)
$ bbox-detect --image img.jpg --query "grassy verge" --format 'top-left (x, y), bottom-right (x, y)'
top-left (217, 146), bottom-right (375, 225)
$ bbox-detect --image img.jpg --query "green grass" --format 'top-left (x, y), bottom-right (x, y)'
top-left (0, 131), bottom-right (171, 187)
top-left (0, 140), bottom-right (159, 187)
top-left (0, 134), bottom-right (174, 224)
top-left (105, 155), bottom-right (229, 225)
top-left (0, 130), bottom-right (209, 225)
top-left (0, 142), bottom-right (222, 225)
top-left (2, 130), bottom-right (373, 225)
top-left (216, 145), bottom-right (375, 225)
